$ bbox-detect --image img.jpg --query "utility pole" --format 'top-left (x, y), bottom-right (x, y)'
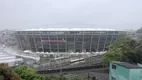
top-left (60, 62), bottom-right (62, 76)
top-left (87, 73), bottom-right (90, 80)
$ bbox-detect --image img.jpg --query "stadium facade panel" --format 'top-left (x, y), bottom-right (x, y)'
top-left (15, 29), bottom-right (126, 52)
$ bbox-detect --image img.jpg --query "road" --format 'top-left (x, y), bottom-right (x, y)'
top-left (43, 68), bottom-right (109, 80)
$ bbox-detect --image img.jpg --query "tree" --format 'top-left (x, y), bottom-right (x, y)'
top-left (103, 36), bottom-right (142, 64)
top-left (136, 27), bottom-right (142, 39)
top-left (136, 27), bottom-right (142, 33)
top-left (0, 64), bottom-right (22, 80)
top-left (14, 65), bottom-right (86, 80)
top-left (14, 65), bottom-right (38, 80)
top-left (15, 66), bottom-right (59, 80)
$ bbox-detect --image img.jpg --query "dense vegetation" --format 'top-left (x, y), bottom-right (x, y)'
top-left (0, 64), bottom-right (86, 80)
top-left (0, 64), bottom-right (22, 80)
top-left (103, 36), bottom-right (142, 64)
top-left (14, 66), bottom-right (85, 80)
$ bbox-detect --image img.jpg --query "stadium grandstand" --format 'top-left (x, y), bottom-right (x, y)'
top-left (15, 28), bottom-right (126, 52)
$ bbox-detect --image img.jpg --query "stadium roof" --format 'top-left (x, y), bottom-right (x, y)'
top-left (18, 28), bottom-right (125, 31)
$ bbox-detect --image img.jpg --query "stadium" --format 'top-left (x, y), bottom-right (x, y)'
top-left (15, 28), bottom-right (126, 53)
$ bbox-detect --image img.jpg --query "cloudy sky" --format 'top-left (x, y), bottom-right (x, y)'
top-left (0, 0), bottom-right (142, 30)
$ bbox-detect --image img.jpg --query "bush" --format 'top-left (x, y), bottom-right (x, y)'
top-left (0, 67), bottom-right (22, 80)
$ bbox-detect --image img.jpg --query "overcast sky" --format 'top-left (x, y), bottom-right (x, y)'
top-left (0, 0), bottom-right (142, 30)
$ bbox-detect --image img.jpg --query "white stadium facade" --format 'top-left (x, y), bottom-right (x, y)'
top-left (15, 28), bottom-right (127, 53)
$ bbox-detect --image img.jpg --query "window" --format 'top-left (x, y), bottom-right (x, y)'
top-left (112, 64), bottom-right (116, 70)
top-left (112, 77), bottom-right (116, 80)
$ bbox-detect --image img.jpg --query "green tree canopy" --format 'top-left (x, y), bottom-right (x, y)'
top-left (14, 65), bottom-right (86, 80)
top-left (14, 65), bottom-right (39, 80)
top-left (136, 27), bottom-right (142, 39)
top-left (103, 36), bottom-right (142, 64)
top-left (0, 64), bottom-right (22, 80)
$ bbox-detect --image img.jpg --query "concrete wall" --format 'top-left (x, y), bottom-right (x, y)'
top-left (129, 69), bottom-right (142, 80)
top-left (110, 62), bottom-right (142, 80)
top-left (109, 63), bottom-right (129, 80)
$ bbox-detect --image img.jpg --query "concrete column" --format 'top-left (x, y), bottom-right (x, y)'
top-left (82, 34), bottom-right (84, 52)
top-left (103, 32), bottom-right (108, 51)
top-left (39, 31), bottom-right (44, 52)
top-left (65, 35), bottom-right (68, 52)
top-left (89, 32), bottom-right (93, 52)
top-left (74, 35), bottom-right (76, 52)
top-left (96, 32), bottom-right (101, 52)
top-left (25, 32), bottom-right (32, 50)
top-left (16, 34), bottom-right (23, 50)
top-left (110, 31), bottom-right (114, 45)
top-left (32, 31), bottom-right (38, 52)
top-left (117, 32), bottom-right (120, 40)
top-left (57, 35), bottom-right (59, 52)
top-left (48, 35), bottom-right (51, 52)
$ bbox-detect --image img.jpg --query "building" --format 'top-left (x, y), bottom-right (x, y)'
top-left (109, 61), bottom-right (142, 80)
top-left (15, 28), bottom-right (126, 52)
top-left (0, 53), bottom-right (23, 67)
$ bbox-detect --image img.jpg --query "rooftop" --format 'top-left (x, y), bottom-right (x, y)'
top-left (112, 61), bottom-right (142, 69)
top-left (17, 28), bottom-right (125, 31)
